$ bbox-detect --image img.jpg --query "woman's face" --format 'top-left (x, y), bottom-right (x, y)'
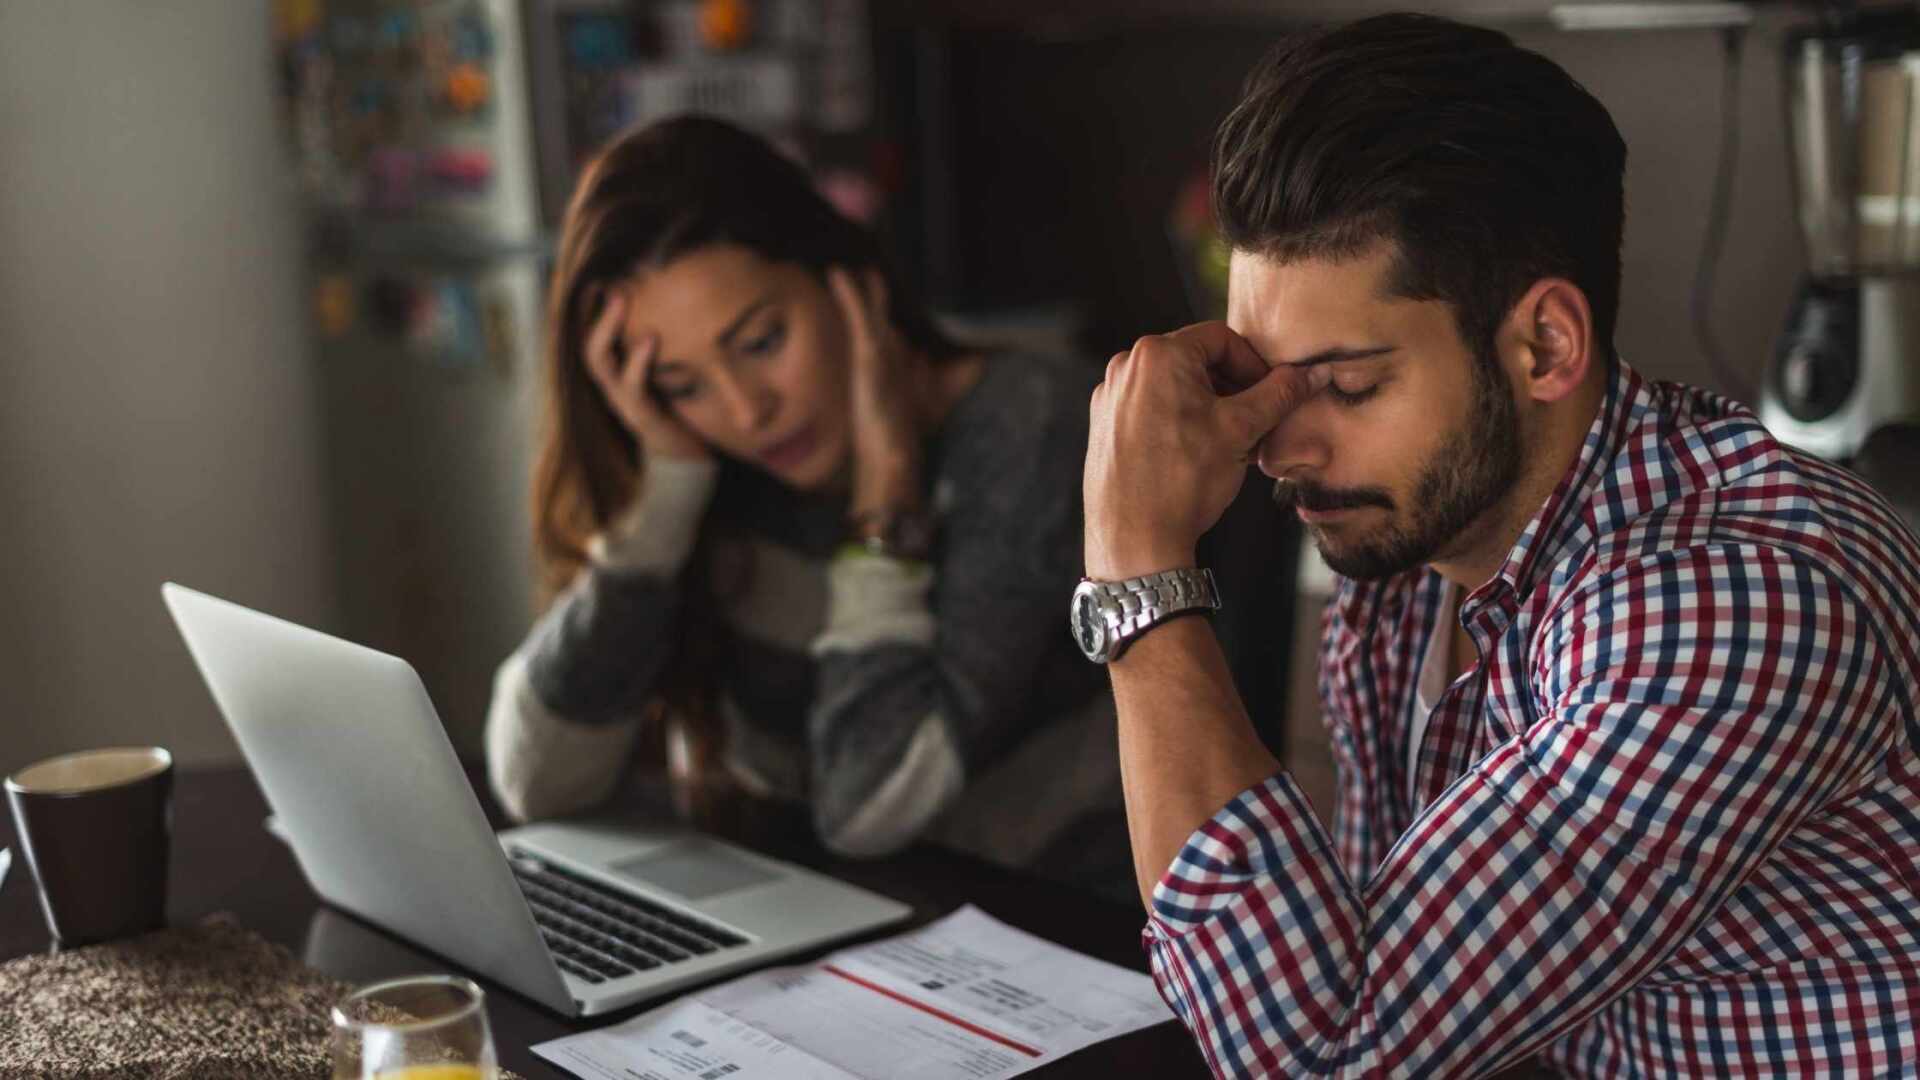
top-left (614, 245), bottom-right (853, 490)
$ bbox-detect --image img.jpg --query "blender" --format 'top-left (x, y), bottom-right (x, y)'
top-left (1762, 2), bottom-right (1920, 460)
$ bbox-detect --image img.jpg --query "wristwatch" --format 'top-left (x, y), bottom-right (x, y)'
top-left (1069, 567), bottom-right (1220, 664)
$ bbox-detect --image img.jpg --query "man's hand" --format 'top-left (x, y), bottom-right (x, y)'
top-left (1084, 322), bottom-right (1326, 580)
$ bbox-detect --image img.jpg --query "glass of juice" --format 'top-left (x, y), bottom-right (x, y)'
top-left (330, 974), bottom-right (498, 1080)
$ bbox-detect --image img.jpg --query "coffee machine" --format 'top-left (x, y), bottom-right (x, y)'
top-left (1762, 3), bottom-right (1920, 460)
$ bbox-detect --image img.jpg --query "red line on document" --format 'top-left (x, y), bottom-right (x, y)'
top-left (821, 964), bottom-right (1043, 1058)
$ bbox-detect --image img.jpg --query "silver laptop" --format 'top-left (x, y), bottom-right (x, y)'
top-left (161, 582), bottom-right (910, 1017)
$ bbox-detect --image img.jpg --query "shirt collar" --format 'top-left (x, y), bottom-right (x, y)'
top-left (1327, 359), bottom-right (1650, 640)
top-left (1462, 358), bottom-right (1647, 618)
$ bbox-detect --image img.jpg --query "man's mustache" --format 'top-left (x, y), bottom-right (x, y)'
top-left (1271, 477), bottom-right (1394, 513)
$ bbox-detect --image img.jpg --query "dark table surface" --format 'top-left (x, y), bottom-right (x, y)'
top-left (0, 764), bottom-right (1208, 1079)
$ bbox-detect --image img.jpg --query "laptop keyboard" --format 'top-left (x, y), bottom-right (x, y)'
top-left (507, 849), bottom-right (749, 985)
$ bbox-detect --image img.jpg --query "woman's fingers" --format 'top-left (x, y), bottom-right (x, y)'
top-left (582, 288), bottom-right (658, 426)
top-left (582, 291), bottom-right (627, 394)
top-left (576, 284), bottom-right (711, 463)
top-left (862, 268), bottom-right (910, 367)
top-left (860, 267), bottom-right (891, 333)
top-left (829, 266), bottom-right (879, 365)
top-left (621, 332), bottom-right (660, 406)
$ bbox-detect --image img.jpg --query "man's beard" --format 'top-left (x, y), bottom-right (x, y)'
top-left (1273, 357), bottom-right (1522, 582)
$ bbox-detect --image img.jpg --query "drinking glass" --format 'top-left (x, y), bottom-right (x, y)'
top-left (329, 975), bottom-right (499, 1080)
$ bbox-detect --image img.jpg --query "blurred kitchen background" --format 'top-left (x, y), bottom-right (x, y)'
top-left (0, 1), bottom-right (1888, 790)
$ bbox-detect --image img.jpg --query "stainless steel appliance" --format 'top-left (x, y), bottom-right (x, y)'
top-left (1763, 3), bottom-right (1920, 459)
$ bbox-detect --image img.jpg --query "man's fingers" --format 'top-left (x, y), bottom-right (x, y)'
top-left (1163, 321), bottom-right (1271, 392)
top-left (1223, 362), bottom-right (1328, 449)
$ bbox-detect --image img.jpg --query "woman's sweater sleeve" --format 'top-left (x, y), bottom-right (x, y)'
top-left (485, 458), bottom-right (719, 822)
top-left (805, 360), bottom-right (1092, 858)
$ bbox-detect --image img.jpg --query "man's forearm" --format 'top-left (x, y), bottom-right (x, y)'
top-left (1110, 615), bottom-right (1283, 908)
top-left (1082, 323), bottom-right (1315, 907)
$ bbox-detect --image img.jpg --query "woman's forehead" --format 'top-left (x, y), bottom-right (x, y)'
top-left (617, 246), bottom-right (791, 351)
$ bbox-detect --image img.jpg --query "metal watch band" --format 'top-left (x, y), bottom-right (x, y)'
top-left (1070, 567), bottom-right (1220, 663)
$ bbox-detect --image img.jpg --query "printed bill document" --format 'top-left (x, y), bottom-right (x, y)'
top-left (533, 905), bottom-right (1172, 1080)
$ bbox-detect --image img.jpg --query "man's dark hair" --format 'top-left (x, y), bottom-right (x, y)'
top-left (1213, 14), bottom-right (1626, 365)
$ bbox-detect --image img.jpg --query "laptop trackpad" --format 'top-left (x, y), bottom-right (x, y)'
top-left (608, 840), bottom-right (781, 900)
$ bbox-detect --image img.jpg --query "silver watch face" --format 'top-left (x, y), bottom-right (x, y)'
top-left (1071, 583), bottom-right (1107, 660)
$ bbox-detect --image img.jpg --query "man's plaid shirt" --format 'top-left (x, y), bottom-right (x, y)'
top-left (1143, 361), bottom-right (1920, 1077)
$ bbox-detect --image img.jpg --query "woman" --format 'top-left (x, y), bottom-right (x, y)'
top-left (485, 116), bottom-right (1123, 884)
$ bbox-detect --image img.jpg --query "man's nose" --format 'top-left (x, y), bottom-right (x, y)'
top-left (1255, 413), bottom-right (1329, 480)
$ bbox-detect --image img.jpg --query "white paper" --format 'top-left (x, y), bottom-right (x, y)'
top-left (538, 999), bottom-right (857, 1080)
top-left (534, 906), bottom-right (1171, 1080)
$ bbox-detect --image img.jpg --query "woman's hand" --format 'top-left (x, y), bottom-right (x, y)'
top-left (829, 267), bottom-right (927, 516)
top-left (583, 290), bottom-right (711, 464)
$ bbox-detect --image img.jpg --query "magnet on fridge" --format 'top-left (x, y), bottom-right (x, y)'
top-left (406, 280), bottom-right (444, 353)
top-left (481, 289), bottom-right (516, 373)
top-left (452, 9), bottom-right (494, 61)
top-left (364, 146), bottom-right (420, 212)
top-left (564, 14), bottom-right (632, 70)
top-left (451, 280), bottom-right (484, 355)
top-left (366, 275), bottom-right (416, 337)
top-left (274, 0), bottom-right (323, 43)
top-left (429, 279), bottom-right (485, 367)
top-left (444, 63), bottom-right (492, 113)
top-left (700, 0), bottom-right (754, 51)
top-left (426, 147), bottom-right (493, 194)
top-left (377, 9), bottom-right (419, 50)
top-left (313, 274), bottom-right (357, 339)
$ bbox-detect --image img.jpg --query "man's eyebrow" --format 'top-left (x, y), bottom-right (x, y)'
top-left (1286, 345), bottom-right (1398, 368)
top-left (716, 296), bottom-right (774, 347)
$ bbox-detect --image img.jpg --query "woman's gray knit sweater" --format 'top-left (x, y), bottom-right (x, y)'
top-left (485, 352), bottom-right (1124, 875)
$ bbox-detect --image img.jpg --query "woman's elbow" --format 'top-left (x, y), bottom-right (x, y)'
top-left (813, 715), bottom-right (966, 857)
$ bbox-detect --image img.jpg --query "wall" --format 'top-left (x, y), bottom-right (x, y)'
top-left (1521, 15), bottom-right (1799, 397)
top-left (930, 11), bottom-right (1804, 396)
top-left (0, 3), bottom-right (334, 778)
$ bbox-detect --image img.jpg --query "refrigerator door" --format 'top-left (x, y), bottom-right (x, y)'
top-left (277, 0), bottom-right (550, 750)
top-left (308, 257), bottom-right (543, 750)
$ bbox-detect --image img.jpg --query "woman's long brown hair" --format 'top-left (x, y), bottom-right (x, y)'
top-left (531, 118), bottom-right (965, 795)
top-left (534, 115), bottom-right (963, 602)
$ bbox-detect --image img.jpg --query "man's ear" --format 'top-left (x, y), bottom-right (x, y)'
top-left (1503, 278), bottom-right (1594, 405)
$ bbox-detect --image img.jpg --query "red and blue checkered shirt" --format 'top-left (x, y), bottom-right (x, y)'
top-left (1143, 362), bottom-right (1920, 1077)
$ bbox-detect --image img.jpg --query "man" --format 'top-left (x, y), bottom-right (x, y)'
top-left (1074, 14), bottom-right (1920, 1078)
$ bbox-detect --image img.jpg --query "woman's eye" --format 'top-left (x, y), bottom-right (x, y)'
top-left (740, 321), bottom-right (786, 357)
top-left (654, 380), bottom-right (702, 402)
top-left (1327, 382), bottom-right (1380, 406)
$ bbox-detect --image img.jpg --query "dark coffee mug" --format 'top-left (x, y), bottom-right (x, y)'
top-left (5, 746), bottom-right (173, 946)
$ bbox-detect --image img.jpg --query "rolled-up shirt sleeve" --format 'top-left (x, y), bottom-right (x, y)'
top-left (1142, 545), bottom-right (1901, 1077)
